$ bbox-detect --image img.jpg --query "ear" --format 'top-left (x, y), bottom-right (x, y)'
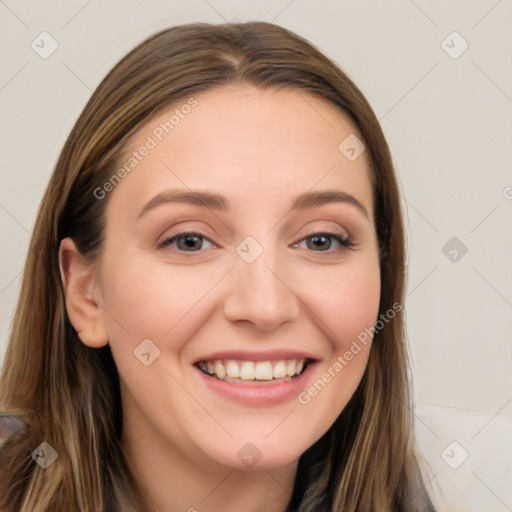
top-left (58, 237), bottom-right (109, 348)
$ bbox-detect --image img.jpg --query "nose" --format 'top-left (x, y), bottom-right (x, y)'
top-left (223, 249), bottom-right (300, 331)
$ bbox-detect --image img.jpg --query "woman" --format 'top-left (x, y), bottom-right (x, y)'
top-left (0, 21), bottom-right (436, 511)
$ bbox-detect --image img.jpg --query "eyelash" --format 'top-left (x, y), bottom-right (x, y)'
top-left (158, 230), bottom-right (356, 253)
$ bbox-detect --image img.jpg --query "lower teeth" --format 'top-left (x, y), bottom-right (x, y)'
top-left (216, 374), bottom-right (296, 384)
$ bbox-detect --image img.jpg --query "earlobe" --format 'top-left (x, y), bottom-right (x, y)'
top-left (76, 322), bottom-right (109, 348)
top-left (58, 237), bottom-right (109, 348)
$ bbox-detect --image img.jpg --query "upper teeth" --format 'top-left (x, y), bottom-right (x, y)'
top-left (198, 359), bottom-right (306, 381)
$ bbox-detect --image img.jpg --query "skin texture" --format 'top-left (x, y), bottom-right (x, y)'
top-left (60, 85), bottom-right (381, 512)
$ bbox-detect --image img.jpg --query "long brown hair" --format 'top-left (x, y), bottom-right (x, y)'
top-left (0, 22), bottom-right (435, 511)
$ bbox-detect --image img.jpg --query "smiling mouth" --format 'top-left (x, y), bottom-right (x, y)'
top-left (195, 358), bottom-right (310, 385)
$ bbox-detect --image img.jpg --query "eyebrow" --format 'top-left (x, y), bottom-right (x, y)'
top-left (137, 189), bottom-right (369, 220)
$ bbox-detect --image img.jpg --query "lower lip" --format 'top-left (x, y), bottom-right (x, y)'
top-left (195, 363), bottom-right (316, 407)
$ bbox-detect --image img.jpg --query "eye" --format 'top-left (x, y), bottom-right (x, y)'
top-left (293, 231), bottom-right (355, 252)
top-left (158, 232), bottom-right (215, 252)
top-left (158, 230), bottom-right (355, 254)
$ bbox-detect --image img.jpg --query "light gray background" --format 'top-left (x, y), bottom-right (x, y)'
top-left (1, 1), bottom-right (511, 510)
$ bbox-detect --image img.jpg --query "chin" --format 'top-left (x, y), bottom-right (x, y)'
top-left (201, 436), bottom-right (308, 472)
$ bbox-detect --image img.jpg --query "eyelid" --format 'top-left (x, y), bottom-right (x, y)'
top-left (293, 229), bottom-right (356, 251)
top-left (297, 226), bottom-right (349, 240)
top-left (157, 231), bottom-right (217, 250)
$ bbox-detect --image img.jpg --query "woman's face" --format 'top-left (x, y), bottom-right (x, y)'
top-left (94, 85), bottom-right (380, 470)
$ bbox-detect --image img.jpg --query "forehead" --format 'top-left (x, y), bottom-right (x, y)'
top-left (106, 85), bottom-right (373, 220)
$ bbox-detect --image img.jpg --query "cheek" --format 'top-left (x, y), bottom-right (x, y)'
top-left (292, 253), bottom-right (380, 425)
top-left (97, 256), bottom-right (229, 367)
top-left (297, 253), bottom-right (381, 350)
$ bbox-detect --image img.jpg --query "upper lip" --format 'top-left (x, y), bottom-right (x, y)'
top-left (194, 349), bottom-right (320, 363)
